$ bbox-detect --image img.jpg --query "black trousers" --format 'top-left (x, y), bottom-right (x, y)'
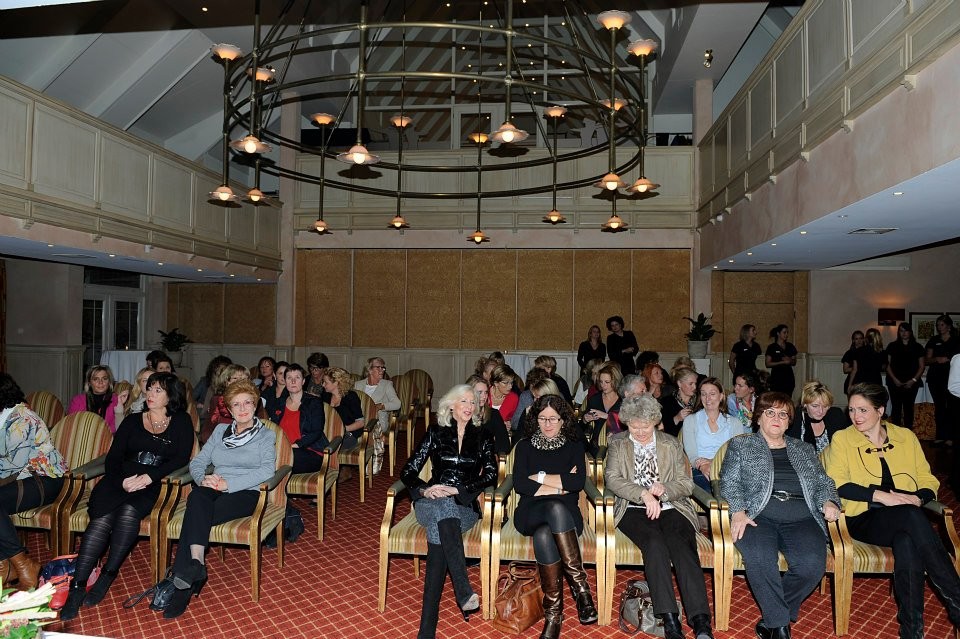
top-left (173, 486), bottom-right (259, 573)
top-left (292, 448), bottom-right (324, 474)
top-left (0, 476), bottom-right (64, 559)
top-left (618, 508), bottom-right (710, 619)
top-left (887, 383), bottom-right (920, 430)
top-left (927, 375), bottom-right (958, 441)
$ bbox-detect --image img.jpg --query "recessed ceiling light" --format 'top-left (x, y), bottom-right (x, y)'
top-left (197, 268), bottom-right (203, 272)
top-left (800, 231), bottom-right (807, 235)
top-left (728, 259), bottom-right (735, 263)
top-left (838, 214), bottom-right (848, 218)
top-left (746, 252), bottom-right (753, 256)
top-left (256, 278), bottom-right (262, 282)
top-left (47, 244), bottom-right (54, 248)
top-left (713, 265), bottom-right (718, 269)
top-left (157, 262), bottom-right (164, 266)
top-left (893, 191), bottom-right (904, 196)
top-left (201, 6), bottom-right (208, 11)
top-left (229, 274), bottom-right (235, 278)
top-left (770, 243), bottom-right (777, 246)
top-left (108, 254), bottom-right (116, 257)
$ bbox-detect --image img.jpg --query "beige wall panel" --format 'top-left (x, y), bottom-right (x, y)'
top-left (730, 100), bottom-right (748, 169)
top-left (649, 149), bottom-right (695, 204)
top-left (750, 71), bottom-right (773, 147)
top-left (294, 250), bottom-right (307, 345)
top-left (0, 87), bottom-right (30, 188)
top-left (728, 301), bottom-right (794, 344)
top-left (404, 153), bottom-right (467, 211)
top-left (806, 1), bottom-right (848, 97)
top-left (774, 31), bottom-right (805, 127)
top-left (632, 250), bottom-right (690, 352)
top-left (793, 272), bottom-right (809, 353)
top-left (224, 284), bottom-right (277, 344)
top-left (700, 139), bottom-right (714, 198)
top-left (300, 250), bottom-right (352, 346)
top-left (714, 120), bottom-right (729, 182)
top-left (573, 250), bottom-right (631, 345)
top-left (850, 0), bottom-right (905, 56)
top-left (194, 175), bottom-right (226, 239)
top-left (99, 135), bottom-right (150, 219)
top-left (166, 282), bottom-right (179, 329)
top-left (804, 94), bottom-right (845, 148)
top-left (723, 272), bottom-right (797, 304)
top-left (32, 105), bottom-right (98, 203)
top-left (352, 250), bottom-right (405, 348)
top-left (172, 284), bottom-right (224, 344)
top-left (848, 47), bottom-right (904, 111)
top-left (152, 157), bottom-right (193, 229)
top-left (406, 250), bottom-right (461, 349)
top-left (256, 208), bottom-right (280, 253)
top-left (294, 156), bottom-right (349, 210)
top-left (462, 250), bottom-right (517, 351)
top-left (516, 251), bottom-right (574, 351)
top-left (228, 205), bottom-right (257, 249)
top-left (912, 0), bottom-right (960, 59)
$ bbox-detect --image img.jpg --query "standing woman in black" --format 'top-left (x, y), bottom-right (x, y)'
top-left (885, 322), bottom-right (925, 431)
top-left (401, 384), bottom-right (497, 639)
top-left (728, 324), bottom-right (762, 378)
top-left (841, 331), bottom-right (865, 394)
top-left (850, 328), bottom-right (885, 386)
top-left (606, 315), bottom-right (639, 376)
top-left (60, 372), bottom-right (193, 620)
top-left (925, 314), bottom-right (960, 445)
top-left (514, 395), bottom-right (597, 639)
top-left (577, 325), bottom-right (606, 377)
top-left (765, 325), bottom-right (798, 398)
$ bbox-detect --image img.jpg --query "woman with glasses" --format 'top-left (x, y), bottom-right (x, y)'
top-left (721, 392), bottom-right (840, 639)
top-left (682, 377), bottom-right (747, 492)
top-left (61, 372), bottom-right (193, 620)
top-left (354, 357), bottom-right (401, 473)
top-left (273, 364), bottom-right (328, 474)
top-left (401, 384), bottom-right (497, 639)
top-left (514, 395), bottom-right (597, 639)
top-left (305, 352), bottom-right (329, 396)
top-left (489, 364), bottom-right (521, 423)
top-left (160, 379), bottom-right (277, 619)
top-left (786, 381), bottom-right (848, 455)
top-left (825, 383), bottom-right (960, 638)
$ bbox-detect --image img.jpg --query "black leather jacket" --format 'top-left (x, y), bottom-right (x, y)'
top-left (401, 422), bottom-right (497, 511)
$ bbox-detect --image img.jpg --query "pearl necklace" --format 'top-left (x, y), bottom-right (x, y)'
top-left (148, 414), bottom-right (169, 433)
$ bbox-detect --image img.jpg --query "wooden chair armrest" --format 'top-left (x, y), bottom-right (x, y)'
top-left (69, 454), bottom-right (108, 481)
top-left (691, 485), bottom-right (718, 512)
top-left (363, 418), bottom-right (378, 433)
top-left (324, 436), bottom-right (343, 455)
top-left (583, 477), bottom-right (603, 507)
top-left (260, 465), bottom-right (292, 492)
top-left (492, 475), bottom-right (514, 530)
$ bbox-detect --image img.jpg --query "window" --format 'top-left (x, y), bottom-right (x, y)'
top-left (82, 267), bottom-right (144, 369)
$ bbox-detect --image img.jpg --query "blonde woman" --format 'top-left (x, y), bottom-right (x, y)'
top-left (322, 367), bottom-right (365, 450)
top-left (122, 367), bottom-right (153, 417)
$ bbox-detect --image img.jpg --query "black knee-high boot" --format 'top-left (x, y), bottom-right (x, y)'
top-left (921, 541), bottom-right (960, 629)
top-left (436, 518), bottom-right (479, 617)
top-left (553, 530), bottom-right (597, 624)
top-left (417, 544), bottom-right (447, 639)
top-left (893, 566), bottom-right (926, 639)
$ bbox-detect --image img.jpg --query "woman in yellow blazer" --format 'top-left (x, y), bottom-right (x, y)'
top-left (824, 383), bottom-right (960, 638)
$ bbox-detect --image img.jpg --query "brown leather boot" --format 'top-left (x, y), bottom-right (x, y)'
top-left (9, 551), bottom-right (39, 590)
top-left (553, 530), bottom-right (598, 624)
top-left (0, 559), bottom-right (12, 585)
top-left (538, 560), bottom-right (563, 639)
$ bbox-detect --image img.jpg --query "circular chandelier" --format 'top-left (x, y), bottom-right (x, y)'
top-left (209, 0), bottom-right (659, 232)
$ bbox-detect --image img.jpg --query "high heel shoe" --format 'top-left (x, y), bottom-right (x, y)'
top-left (459, 593), bottom-right (480, 621)
top-left (163, 560), bottom-right (207, 619)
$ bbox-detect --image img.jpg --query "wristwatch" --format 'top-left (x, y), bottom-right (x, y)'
top-left (537, 471), bottom-right (546, 484)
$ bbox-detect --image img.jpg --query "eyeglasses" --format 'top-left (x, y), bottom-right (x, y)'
top-left (230, 399), bottom-right (257, 410)
top-left (763, 409), bottom-right (790, 420)
top-left (537, 416), bottom-right (562, 425)
top-left (371, 365), bottom-right (385, 370)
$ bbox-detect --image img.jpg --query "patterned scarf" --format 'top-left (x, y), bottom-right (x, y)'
top-left (531, 430), bottom-right (566, 451)
top-left (223, 417), bottom-right (265, 449)
top-left (734, 396), bottom-right (754, 430)
top-left (633, 439), bottom-right (658, 488)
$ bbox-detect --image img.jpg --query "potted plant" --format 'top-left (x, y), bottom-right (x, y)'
top-left (683, 313), bottom-right (717, 358)
top-left (158, 328), bottom-right (192, 367)
top-left (0, 580), bottom-right (57, 639)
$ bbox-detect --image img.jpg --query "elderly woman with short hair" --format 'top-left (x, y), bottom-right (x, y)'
top-left (604, 395), bottom-right (714, 639)
top-left (354, 357), bottom-right (401, 474)
top-left (401, 385), bottom-right (497, 639)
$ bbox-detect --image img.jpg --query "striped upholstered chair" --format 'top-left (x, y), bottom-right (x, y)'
top-left (337, 391), bottom-right (377, 503)
top-left (13, 411), bottom-right (112, 555)
top-left (158, 420), bottom-right (293, 601)
top-left (489, 448), bottom-right (606, 620)
top-left (25, 390), bottom-right (65, 432)
top-left (391, 372), bottom-right (418, 465)
top-left (377, 459), bottom-right (494, 617)
top-left (286, 401), bottom-right (343, 541)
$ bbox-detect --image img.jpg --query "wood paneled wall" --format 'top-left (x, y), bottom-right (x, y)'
top-left (167, 283), bottom-right (277, 345)
top-left (710, 271), bottom-right (809, 353)
top-left (295, 248), bottom-right (692, 352)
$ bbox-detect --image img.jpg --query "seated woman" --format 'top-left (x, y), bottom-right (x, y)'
top-left (721, 391), bottom-right (840, 639)
top-left (305, 352), bottom-right (329, 396)
top-left (160, 380), bottom-right (277, 619)
top-left (401, 384), bottom-right (497, 639)
top-left (824, 383), bottom-right (960, 638)
top-left (274, 364), bottom-right (328, 474)
top-left (202, 364), bottom-right (250, 444)
top-left (515, 395), bottom-right (597, 639)
top-left (61, 372), bottom-right (193, 620)
top-left (660, 367), bottom-right (698, 437)
top-left (0, 373), bottom-right (67, 590)
top-left (785, 380), bottom-right (848, 454)
top-left (193, 355), bottom-right (232, 413)
top-left (534, 355), bottom-right (572, 404)
top-left (261, 361), bottom-right (289, 420)
top-left (604, 395), bottom-right (714, 639)
top-left (682, 377), bottom-right (747, 492)
top-left (466, 375), bottom-right (510, 455)
top-left (256, 356), bottom-right (277, 390)
top-left (354, 357), bottom-right (402, 474)
top-left (618, 374), bottom-right (648, 400)
top-left (68, 365), bottom-right (127, 433)
top-left (121, 367), bottom-right (153, 418)
top-left (582, 362), bottom-right (622, 446)
top-left (321, 367), bottom-right (365, 451)
top-left (642, 362), bottom-right (667, 400)
top-left (727, 371), bottom-right (759, 431)
top-left (511, 368), bottom-right (549, 435)
top-left (489, 364), bottom-right (521, 424)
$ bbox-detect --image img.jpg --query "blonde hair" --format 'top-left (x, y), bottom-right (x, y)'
top-left (437, 384), bottom-right (480, 428)
top-left (214, 364), bottom-right (249, 395)
top-left (800, 380), bottom-right (834, 407)
top-left (126, 367), bottom-right (153, 410)
top-left (322, 367), bottom-right (354, 396)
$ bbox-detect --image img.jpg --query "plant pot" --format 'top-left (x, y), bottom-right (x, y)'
top-left (686, 340), bottom-right (709, 359)
top-left (165, 350), bottom-right (184, 367)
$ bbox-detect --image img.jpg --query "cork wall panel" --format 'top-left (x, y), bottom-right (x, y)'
top-left (723, 272), bottom-right (796, 304)
top-left (406, 250), bottom-right (461, 349)
top-left (715, 271), bottom-right (808, 352)
top-left (726, 302), bottom-right (796, 348)
top-left (573, 250), bottom-right (631, 346)
top-left (462, 250), bottom-right (517, 351)
top-left (631, 250), bottom-right (690, 352)
top-left (300, 250), bottom-right (352, 346)
top-left (166, 284), bottom-right (179, 330)
top-left (792, 272), bottom-right (809, 352)
top-left (223, 284), bottom-right (277, 344)
top-left (517, 251), bottom-right (574, 350)
top-left (352, 250), bottom-right (405, 348)
top-left (294, 251), bottom-right (306, 345)
top-left (172, 284), bottom-right (223, 344)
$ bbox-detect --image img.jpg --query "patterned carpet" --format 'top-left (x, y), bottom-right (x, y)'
top-left (33, 442), bottom-right (960, 639)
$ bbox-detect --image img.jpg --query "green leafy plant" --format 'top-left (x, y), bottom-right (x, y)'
top-left (158, 328), bottom-right (192, 352)
top-left (0, 580), bottom-right (57, 638)
top-left (683, 313), bottom-right (718, 341)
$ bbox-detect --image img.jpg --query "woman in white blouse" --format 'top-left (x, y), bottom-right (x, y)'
top-left (354, 357), bottom-right (402, 475)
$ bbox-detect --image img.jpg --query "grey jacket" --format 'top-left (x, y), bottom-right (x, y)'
top-left (719, 433), bottom-right (839, 537)
top-left (190, 422), bottom-right (277, 493)
top-left (604, 431), bottom-right (699, 531)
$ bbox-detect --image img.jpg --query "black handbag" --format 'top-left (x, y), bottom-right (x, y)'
top-left (123, 568), bottom-right (178, 611)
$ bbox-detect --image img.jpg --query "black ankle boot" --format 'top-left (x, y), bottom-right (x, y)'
top-left (436, 518), bottom-right (479, 619)
top-left (83, 569), bottom-right (118, 607)
top-left (658, 612), bottom-right (684, 639)
top-left (755, 621), bottom-right (791, 639)
top-left (59, 581), bottom-right (87, 621)
top-left (162, 586), bottom-right (193, 620)
top-left (690, 612), bottom-right (715, 639)
top-left (417, 544), bottom-right (447, 639)
top-left (163, 559), bottom-right (207, 620)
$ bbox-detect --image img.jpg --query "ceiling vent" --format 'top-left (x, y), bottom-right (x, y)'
top-left (752, 261), bottom-right (783, 266)
top-left (848, 227), bottom-right (898, 234)
top-left (51, 253), bottom-right (95, 259)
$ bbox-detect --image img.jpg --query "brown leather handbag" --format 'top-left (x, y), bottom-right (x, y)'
top-left (491, 562), bottom-right (544, 634)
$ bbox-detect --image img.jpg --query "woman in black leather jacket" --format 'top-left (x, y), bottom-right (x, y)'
top-left (401, 384), bottom-right (497, 639)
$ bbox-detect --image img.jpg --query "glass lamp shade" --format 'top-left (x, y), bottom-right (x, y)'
top-left (211, 43), bottom-right (242, 61)
top-left (390, 115), bottom-right (412, 128)
top-left (246, 66), bottom-right (276, 82)
top-left (245, 188), bottom-right (265, 203)
top-left (314, 218), bottom-right (329, 233)
top-left (601, 98), bottom-right (627, 111)
top-left (594, 172), bottom-right (626, 191)
top-left (336, 144), bottom-right (380, 165)
top-left (468, 230), bottom-right (489, 244)
top-left (603, 214), bottom-right (627, 230)
top-left (490, 122), bottom-right (529, 143)
top-left (628, 39), bottom-right (658, 57)
top-left (311, 113), bottom-right (335, 126)
top-left (468, 132), bottom-right (489, 144)
top-left (544, 106), bottom-right (568, 118)
top-left (627, 176), bottom-right (660, 193)
top-left (543, 210), bottom-right (566, 224)
top-left (597, 10), bottom-right (631, 30)
top-left (209, 185), bottom-right (238, 203)
top-left (230, 134), bottom-right (271, 154)
top-left (389, 215), bottom-right (410, 229)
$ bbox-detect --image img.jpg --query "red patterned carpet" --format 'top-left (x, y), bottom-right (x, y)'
top-left (33, 443), bottom-right (960, 639)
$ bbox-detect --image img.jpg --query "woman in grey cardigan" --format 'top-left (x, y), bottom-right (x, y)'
top-left (604, 395), bottom-right (714, 639)
top-left (162, 379), bottom-right (277, 620)
top-left (719, 392), bottom-right (840, 639)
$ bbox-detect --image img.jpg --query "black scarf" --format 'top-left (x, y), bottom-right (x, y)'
top-left (87, 392), bottom-right (112, 418)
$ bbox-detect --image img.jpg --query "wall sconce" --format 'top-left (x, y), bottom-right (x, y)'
top-left (877, 308), bottom-right (906, 326)
top-left (703, 49), bottom-right (713, 68)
